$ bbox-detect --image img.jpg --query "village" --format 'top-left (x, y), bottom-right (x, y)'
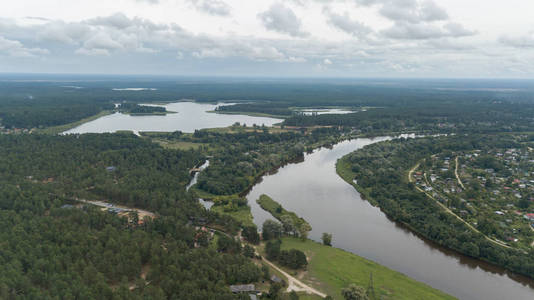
top-left (412, 145), bottom-right (534, 249)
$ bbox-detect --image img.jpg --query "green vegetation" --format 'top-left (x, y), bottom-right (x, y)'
top-left (0, 133), bottom-right (262, 299)
top-left (119, 102), bottom-right (173, 115)
top-left (337, 135), bottom-right (534, 279)
top-left (280, 237), bottom-right (456, 300)
top-left (36, 110), bottom-right (112, 135)
top-left (257, 194), bottom-right (311, 237)
top-left (211, 198), bottom-right (255, 227)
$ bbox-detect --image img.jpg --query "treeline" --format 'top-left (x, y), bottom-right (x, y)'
top-left (215, 103), bottom-right (293, 116)
top-left (119, 103), bottom-right (167, 114)
top-left (284, 103), bottom-right (534, 134)
top-left (0, 133), bottom-right (204, 212)
top-left (4, 77), bottom-right (534, 130)
top-left (339, 135), bottom-right (534, 279)
top-left (0, 133), bottom-right (262, 298)
top-left (191, 128), bottom-right (342, 196)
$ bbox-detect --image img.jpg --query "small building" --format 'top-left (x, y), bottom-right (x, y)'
top-left (270, 275), bottom-right (283, 284)
top-left (106, 166), bottom-right (117, 172)
top-left (230, 284), bottom-right (257, 294)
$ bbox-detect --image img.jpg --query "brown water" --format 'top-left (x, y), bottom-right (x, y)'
top-left (247, 137), bottom-right (534, 300)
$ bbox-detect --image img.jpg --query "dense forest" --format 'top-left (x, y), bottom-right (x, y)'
top-left (191, 128), bottom-right (342, 196)
top-left (338, 135), bottom-right (534, 279)
top-left (2, 77), bottom-right (534, 130)
top-left (0, 133), bottom-right (262, 299)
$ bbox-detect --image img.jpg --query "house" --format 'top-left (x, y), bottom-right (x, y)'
top-left (230, 284), bottom-right (258, 294)
top-left (270, 275), bottom-right (283, 284)
top-left (106, 166), bottom-right (117, 172)
top-left (495, 211), bottom-right (505, 216)
top-left (524, 213), bottom-right (534, 222)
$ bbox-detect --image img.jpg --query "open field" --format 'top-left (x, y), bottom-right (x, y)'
top-left (210, 203), bottom-right (255, 227)
top-left (280, 237), bottom-right (456, 300)
top-left (152, 139), bottom-right (207, 150)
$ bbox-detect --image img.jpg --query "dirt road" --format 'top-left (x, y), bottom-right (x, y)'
top-left (261, 256), bottom-right (327, 298)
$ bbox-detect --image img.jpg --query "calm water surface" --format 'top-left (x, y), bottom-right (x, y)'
top-left (247, 137), bottom-right (534, 300)
top-left (64, 102), bottom-right (283, 134)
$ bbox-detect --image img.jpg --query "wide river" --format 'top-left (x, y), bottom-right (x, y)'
top-left (64, 102), bottom-right (283, 134)
top-left (247, 137), bottom-right (534, 300)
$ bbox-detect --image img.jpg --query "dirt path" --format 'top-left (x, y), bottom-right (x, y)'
top-left (455, 157), bottom-right (466, 190)
top-left (409, 163), bottom-right (514, 250)
top-left (408, 163), bottom-right (420, 183)
top-left (260, 255), bottom-right (327, 298)
top-left (75, 198), bottom-right (156, 219)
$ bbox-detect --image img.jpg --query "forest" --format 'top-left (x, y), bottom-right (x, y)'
top-left (0, 133), bottom-right (263, 299)
top-left (338, 134), bottom-right (534, 279)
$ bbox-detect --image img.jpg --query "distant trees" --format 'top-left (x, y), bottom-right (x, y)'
top-left (322, 233), bottom-right (333, 246)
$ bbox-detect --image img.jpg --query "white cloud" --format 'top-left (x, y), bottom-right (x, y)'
top-left (0, 36), bottom-right (49, 57)
top-left (324, 8), bottom-right (372, 38)
top-left (188, 0), bottom-right (231, 16)
top-left (499, 32), bottom-right (534, 48)
top-left (258, 3), bottom-right (308, 37)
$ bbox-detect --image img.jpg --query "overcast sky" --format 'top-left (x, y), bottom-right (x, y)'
top-left (1, 0), bottom-right (533, 78)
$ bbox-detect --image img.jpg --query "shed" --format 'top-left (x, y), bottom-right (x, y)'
top-left (270, 275), bottom-right (283, 283)
top-left (230, 284), bottom-right (257, 294)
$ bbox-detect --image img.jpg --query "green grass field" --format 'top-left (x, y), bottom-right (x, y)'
top-left (210, 204), bottom-right (255, 228)
top-left (280, 237), bottom-right (456, 300)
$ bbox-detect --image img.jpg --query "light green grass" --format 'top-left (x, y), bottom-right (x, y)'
top-left (37, 110), bottom-right (112, 135)
top-left (280, 237), bottom-right (456, 300)
top-left (211, 204), bottom-right (255, 227)
top-left (257, 194), bottom-right (311, 233)
top-left (153, 139), bottom-right (207, 150)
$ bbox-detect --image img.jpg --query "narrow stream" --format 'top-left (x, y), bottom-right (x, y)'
top-left (246, 137), bottom-right (534, 300)
top-left (186, 160), bottom-right (214, 210)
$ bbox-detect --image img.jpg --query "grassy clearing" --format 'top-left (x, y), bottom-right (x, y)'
top-left (257, 194), bottom-right (311, 232)
top-left (211, 204), bottom-right (255, 228)
top-left (37, 110), bottom-right (112, 135)
top-left (152, 139), bottom-right (207, 150)
top-left (280, 237), bottom-right (456, 300)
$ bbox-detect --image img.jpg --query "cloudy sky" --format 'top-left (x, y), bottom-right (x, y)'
top-left (1, 0), bottom-right (533, 78)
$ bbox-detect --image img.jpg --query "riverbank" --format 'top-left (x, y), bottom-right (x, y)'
top-left (276, 237), bottom-right (455, 300)
top-left (37, 110), bottom-right (112, 134)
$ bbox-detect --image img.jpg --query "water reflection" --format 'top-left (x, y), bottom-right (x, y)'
top-left (64, 102), bottom-right (283, 134)
top-left (247, 137), bottom-right (534, 300)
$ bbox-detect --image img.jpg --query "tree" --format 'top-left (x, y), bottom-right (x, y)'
top-left (243, 245), bottom-right (255, 258)
top-left (289, 291), bottom-right (299, 300)
top-left (342, 284), bottom-right (369, 300)
top-left (262, 219), bottom-right (282, 240)
top-left (322, 233), bottom-right (332, 246)
top-left (265, 240), bottom-right (281, 260)
top-left (242, 225), bottom-right (260, 244)
top-left (280, 215), bottom-right (296, 236)
top-left (299, 222), bottom-right (312, 240)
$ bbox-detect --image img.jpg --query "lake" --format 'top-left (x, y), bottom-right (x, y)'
top-left (64, 101), bottom-right (283, 134)
top-left (247, 137), bottom-right (534, 300)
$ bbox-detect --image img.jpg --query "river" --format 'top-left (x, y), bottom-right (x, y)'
top-left (63, 101), bottom-right (283, 134)
top-left (246, 137), bottom-right (534, 300)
